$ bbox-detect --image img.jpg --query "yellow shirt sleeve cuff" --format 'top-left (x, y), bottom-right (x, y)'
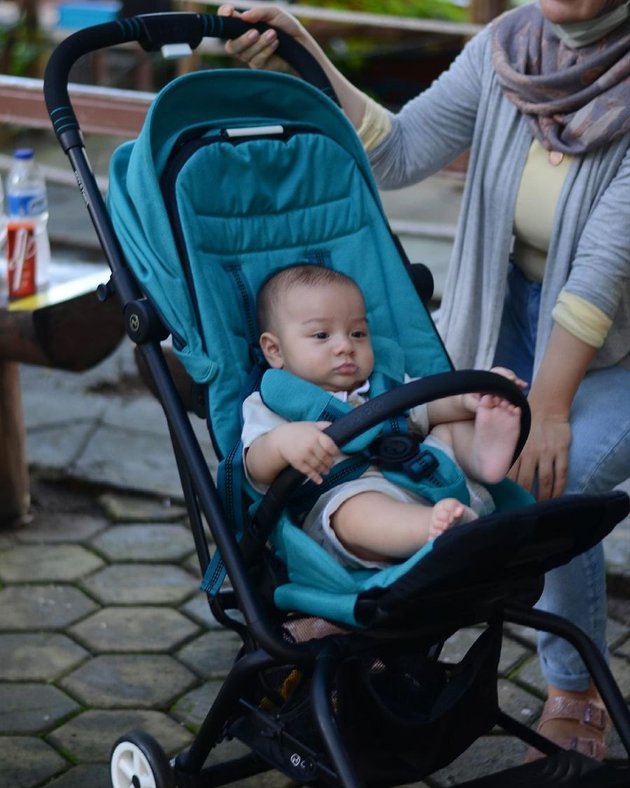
top-left (552, 291), bottom-right (613, 349)
top-left (357, 95), bottom-right (392, 152)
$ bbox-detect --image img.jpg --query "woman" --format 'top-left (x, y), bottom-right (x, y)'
top-left (218, 0), bottom-right (630, 759)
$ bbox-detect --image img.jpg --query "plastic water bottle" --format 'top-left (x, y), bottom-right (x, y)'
top-left (6, 148), bottom-right (51, 296)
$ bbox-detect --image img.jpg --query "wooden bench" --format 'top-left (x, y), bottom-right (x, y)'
top-left (0, 266), bottom-right (124, 527)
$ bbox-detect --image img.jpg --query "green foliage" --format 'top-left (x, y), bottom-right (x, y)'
top-left (299, 0), bottom-right (468, 22)
top-left (0, 17), bottom-right (45, 76)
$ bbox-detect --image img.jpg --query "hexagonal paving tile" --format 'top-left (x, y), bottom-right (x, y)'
top-left (0, 683), bottom-right (79, 734)
top-left (497, 679), bottom-right (541, 727)
top-left (16, 512), bottom-right (109, 545)
top-left (74, 424), bottom-right (186, 499)
top-left (47, 709), bottom-right (192, 763)
top-left (511, 652), bottom-right (546, 696)
top-left (91, 524), bottom-right (193, 562)
top-left (60, 654), bottom-right (196, 708)
top-left (0, 586), bottom-right (98, 630)
top-left (0, 736), bottom-right (67, 787)
top-left (176, 631), bottom-right (241, 679)
top-left (0, 633), bottom-right (88, 681)
top-left (183, 552), bottom-right (202, 578)
top-left (98, 492), bottom-right (187, 523)
top-left (81, 564), bottom-right (197, 605)
top-left (69, 606), bottom-right (199, 652)
top-left (171, 680), bottom-right (223, 730)
top-left (44, 764), bottom-right (112, 788)
top-left (432, 735), bottom-right (527, 786)
top-left (0, 544), bottom-right (104, 583)
top-left (179, 596), bottom-right (225, 629)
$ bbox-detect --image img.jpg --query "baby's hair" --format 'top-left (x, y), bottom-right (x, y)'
top-left (257, 264), bottom-right (363, 333)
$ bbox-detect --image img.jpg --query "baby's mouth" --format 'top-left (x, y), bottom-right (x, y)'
top-left (335, 363), bottom-right (358, 375)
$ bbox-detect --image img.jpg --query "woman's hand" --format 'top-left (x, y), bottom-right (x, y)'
top-left (218, 4), bottom-right (370, 128)
top-left (218, 4), bottom-right (309, 72)
top-left (506, 323), bottom-right (596, 501)
top-left (509, 410), bottom-right (571, 500)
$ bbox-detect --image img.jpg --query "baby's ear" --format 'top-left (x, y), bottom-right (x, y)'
top-left (259, 332), bottom-right (284, 368)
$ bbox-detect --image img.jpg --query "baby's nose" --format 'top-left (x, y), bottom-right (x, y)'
top-left (334, 335), bottom-right (353, 353)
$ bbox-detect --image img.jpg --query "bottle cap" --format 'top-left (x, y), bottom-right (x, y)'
top-left (14, 148), bottom-right (34, 160)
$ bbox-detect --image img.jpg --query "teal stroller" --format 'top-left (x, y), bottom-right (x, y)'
top-left (44, 12), bottom-right (630, 787)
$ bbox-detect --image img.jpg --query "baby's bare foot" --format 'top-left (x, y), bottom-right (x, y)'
top-left (473, 395), bottom-right (521, 483)
top-left (429, 497), bottom-right (477, 540)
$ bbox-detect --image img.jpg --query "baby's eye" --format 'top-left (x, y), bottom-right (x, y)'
top-left (313, 331), bottom-right (329, 340)
top-left (351, 330), bottom-right (368, 338)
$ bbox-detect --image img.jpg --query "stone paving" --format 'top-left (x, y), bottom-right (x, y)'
top-left (1, 338), bottom-right (630, 788)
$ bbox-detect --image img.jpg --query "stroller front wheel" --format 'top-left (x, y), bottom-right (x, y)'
top-left (110, 731), bottom-right (175, 788)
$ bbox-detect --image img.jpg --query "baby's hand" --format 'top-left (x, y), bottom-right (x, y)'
top-left (276, 421), bottom-right (338, 484)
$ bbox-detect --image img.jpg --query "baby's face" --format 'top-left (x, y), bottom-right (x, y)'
top-left (269, 281), bottom-right (374, 392)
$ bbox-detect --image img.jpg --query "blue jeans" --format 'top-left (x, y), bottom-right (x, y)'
top-left (494, 265), bottom-right (630, 691)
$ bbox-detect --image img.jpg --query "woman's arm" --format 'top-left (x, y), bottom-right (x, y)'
top-left (515, 149), bottom-right (630, 500)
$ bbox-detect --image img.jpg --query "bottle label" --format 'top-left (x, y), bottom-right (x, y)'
top-left (7, 221), bottom-right (37, 300)
top-left (7, 191), bottom-right (47, 217)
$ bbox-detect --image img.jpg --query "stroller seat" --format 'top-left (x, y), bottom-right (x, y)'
top-left (44, 12), bottom-right (630, 787)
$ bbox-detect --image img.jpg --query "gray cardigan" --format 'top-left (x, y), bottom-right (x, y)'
top-left (369, 25), bottom-right (630, 374)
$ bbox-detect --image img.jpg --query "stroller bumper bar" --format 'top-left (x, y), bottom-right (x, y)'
top-left (44, 12), bottom-right (338, 153)
top-left (252, 369), bottom-right (531, 540)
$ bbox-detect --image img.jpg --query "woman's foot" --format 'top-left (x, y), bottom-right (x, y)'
top-left (428, 497), bottom-right (477, 540)
top-left (525, 686), bottom-right (610, 762)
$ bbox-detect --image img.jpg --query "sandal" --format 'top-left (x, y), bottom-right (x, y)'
top-left (525, 696), bottom-right (610, 762)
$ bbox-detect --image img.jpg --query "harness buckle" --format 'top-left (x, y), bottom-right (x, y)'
top-left (369, 434), bottom-right (439, 481)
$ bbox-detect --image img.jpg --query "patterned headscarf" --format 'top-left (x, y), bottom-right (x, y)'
top-left (491, 3), bottom-right (630, 154)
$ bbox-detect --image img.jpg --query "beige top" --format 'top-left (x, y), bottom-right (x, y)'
top-left (357, 101), bottom-right (612, 349)
top-left (513, 139), bottom-right (571, 282)
top-left (514, 139), bottom-right (612, 348)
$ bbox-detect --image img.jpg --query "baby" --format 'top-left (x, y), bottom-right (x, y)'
top-left (242, 265), bottom-right (524, 567)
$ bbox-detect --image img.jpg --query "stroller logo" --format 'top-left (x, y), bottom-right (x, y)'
top-left (290, 752), bottom-right (311, 771)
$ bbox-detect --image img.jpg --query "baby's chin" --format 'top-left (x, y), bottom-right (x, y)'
top-left (325, 377), bottom-right (368, 393)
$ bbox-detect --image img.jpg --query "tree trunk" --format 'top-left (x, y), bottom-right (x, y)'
top-left (469, 0), bottom-right (507, 24)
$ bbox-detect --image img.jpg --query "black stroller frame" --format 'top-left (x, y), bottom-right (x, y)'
top-left (44, 12), bottom-right (630, 788)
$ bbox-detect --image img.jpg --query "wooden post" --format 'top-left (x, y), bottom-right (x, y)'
top-left (469, 0), bottom-right (507, 24)
top-left (0, 361), bottom-right (30, 527)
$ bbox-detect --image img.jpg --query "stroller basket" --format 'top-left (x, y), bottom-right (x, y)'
top-left (44, 12), bottom-right (630, 788)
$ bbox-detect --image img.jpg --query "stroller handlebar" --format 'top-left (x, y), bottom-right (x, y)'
top-left (251, 370), bottom-right (531, 539)
top-left (44, 12), bottom-right (339, 152)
